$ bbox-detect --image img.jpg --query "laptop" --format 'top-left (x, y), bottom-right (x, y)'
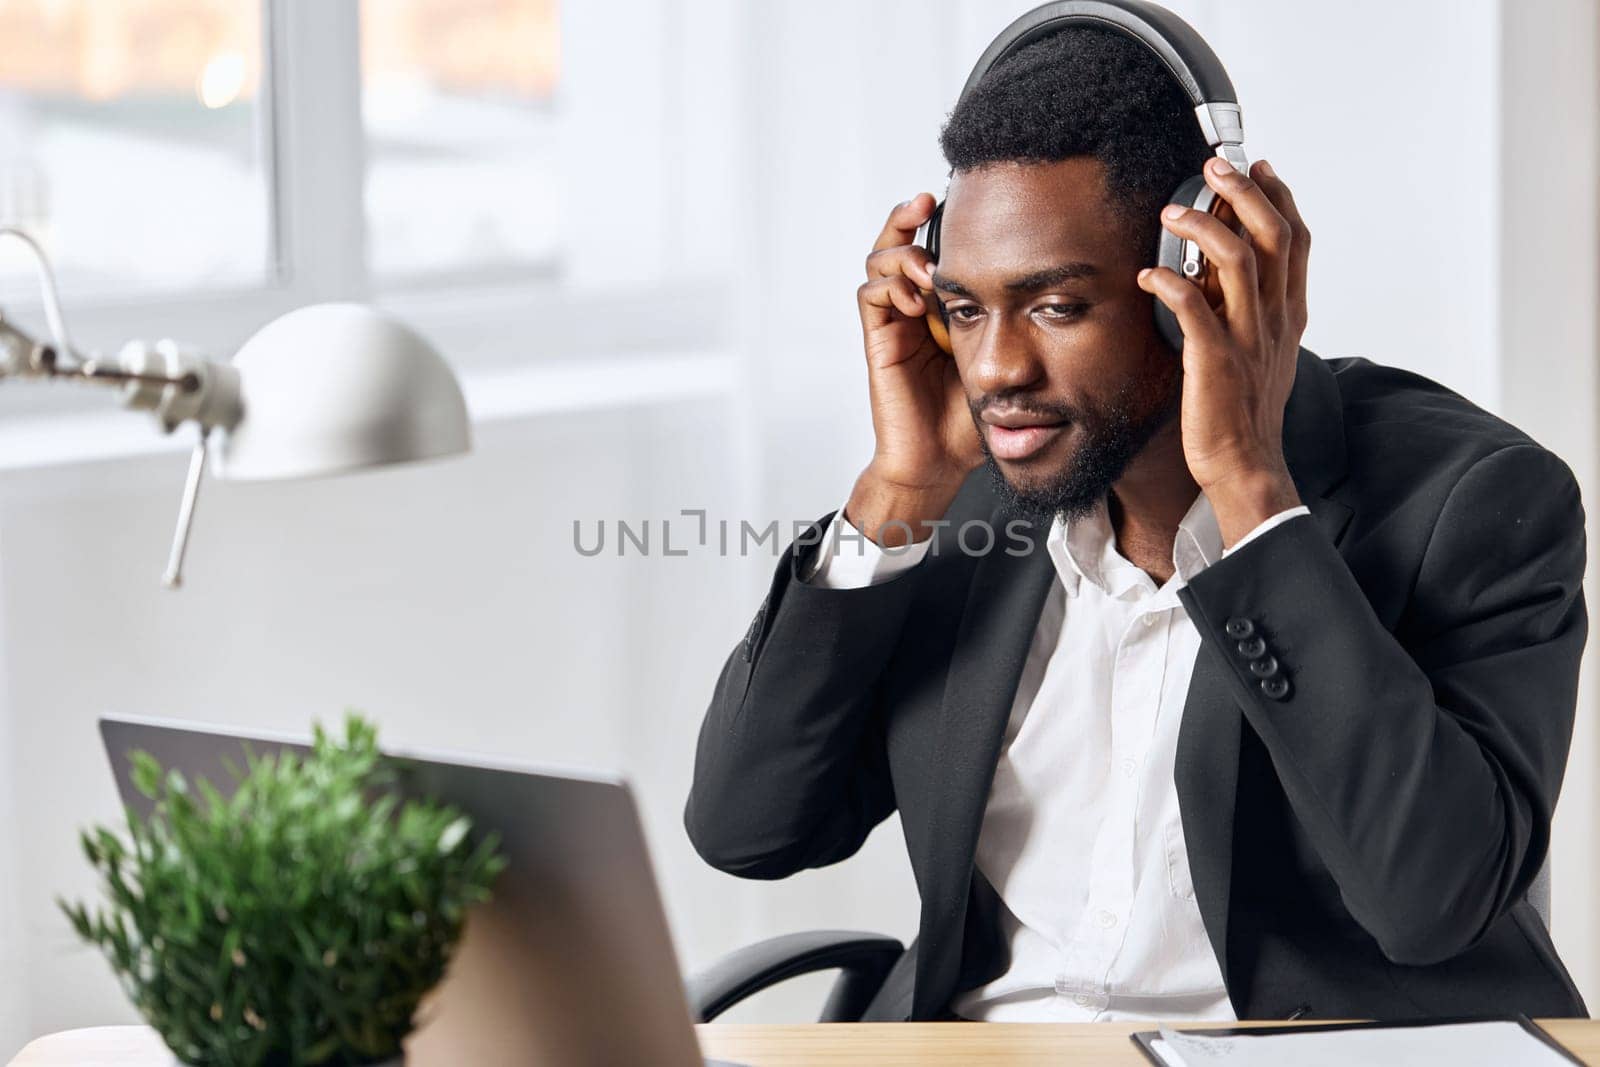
top-left (98, 715), bottom-right (743, 1067)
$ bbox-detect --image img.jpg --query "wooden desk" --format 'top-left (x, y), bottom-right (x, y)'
top-left (12, 1020), bottom-right (1600, 1065)
top-left (696, 1021), bottom-right (1600, 1065)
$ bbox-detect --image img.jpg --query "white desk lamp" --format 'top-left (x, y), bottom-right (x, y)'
top-left (0, 230), bottom-right (471, 588)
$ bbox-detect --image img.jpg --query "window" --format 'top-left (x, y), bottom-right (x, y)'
top-left (0, 0), bottom-right (272, 299)
top-left (0, 0), bottom-right (722, 427)
top-left (361, 0), bottom-right (561, 279)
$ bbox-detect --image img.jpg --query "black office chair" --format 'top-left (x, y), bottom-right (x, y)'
top-left (686, 861), bottom-right (1555, 1023)
top-left (686, 930), bottom-right (905, 1023)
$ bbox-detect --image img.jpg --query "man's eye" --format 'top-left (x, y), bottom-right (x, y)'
top-left (946, 305), bottom-right (982, 323)
top-left (1040, 303), bottom-right (1090, 319)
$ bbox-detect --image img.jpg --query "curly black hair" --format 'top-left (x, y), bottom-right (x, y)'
top-left (938, 25), bottom-right (1213, 256)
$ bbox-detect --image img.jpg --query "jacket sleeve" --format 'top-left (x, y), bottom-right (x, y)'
top-left (683, 510), bottom-right (925, 879)
top-left (1179, 443), bottom-right (1587, 965)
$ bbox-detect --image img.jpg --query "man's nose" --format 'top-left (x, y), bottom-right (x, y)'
top-left (966, 314), bottom-right (1045, 396)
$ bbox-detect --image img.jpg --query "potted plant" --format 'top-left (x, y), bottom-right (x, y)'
top-left (61, 715), bottom-right (507, 1066)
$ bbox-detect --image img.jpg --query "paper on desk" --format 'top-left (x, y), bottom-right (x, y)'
top-left (1150, 1020), bottom-right (1574, 1067)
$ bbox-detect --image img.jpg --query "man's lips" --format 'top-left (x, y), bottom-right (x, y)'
top-left (984, 419), bottom-right (1068, 461)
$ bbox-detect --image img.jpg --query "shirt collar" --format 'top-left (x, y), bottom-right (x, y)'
top-left (1046, 490), bottom-right (1223, 599)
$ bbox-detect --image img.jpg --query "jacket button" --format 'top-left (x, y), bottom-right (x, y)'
top-left (1249, 655), bottom-right (1279, 679)
top-left (1261, 675), bottom-right (1291, 700)
top-left (1236, 635), bottom-right (1267, 660)
top-left (1225, 617), bottom-right (1255, 639)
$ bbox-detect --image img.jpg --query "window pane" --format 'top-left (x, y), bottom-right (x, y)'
top-left (0, 1), bottom-right (271, 299)
top-left (361, 0), bottom-right (561, 279)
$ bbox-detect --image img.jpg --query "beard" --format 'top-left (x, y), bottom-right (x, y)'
top-left (973, 359), bottom-right (1182, 523)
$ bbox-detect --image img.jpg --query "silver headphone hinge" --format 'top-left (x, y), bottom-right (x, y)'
top-left (1195, 102), bottom-right (1244, 145)
top-left (1195, 103), bottom-right (1249, 174)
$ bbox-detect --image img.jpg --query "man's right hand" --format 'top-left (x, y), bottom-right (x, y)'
top-left (850, 193), bottom-right (983, 547)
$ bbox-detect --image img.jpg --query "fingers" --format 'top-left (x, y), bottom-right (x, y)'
top-left (1159, 202), bottom-right (1260, 341)
top-left (861, 194), bottom-right (943, 354)
top-left (866, 244), bottom-right (935, 288)
top-left (1137, 266), bottom-right (1226, 350)
top-left (858, 274), bottom-right (927, 324)
top-left (871, 193), bottom-right (937, 255)
top-left (867, 194), bottom-right (938, 293)
top-left (1249, 160), bottom-right (1312, 334)
top-left (1200, 157), bottom-right (1293, 319)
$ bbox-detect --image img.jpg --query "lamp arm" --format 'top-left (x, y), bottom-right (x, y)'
top-left (114, 347), bottom-right (242, 589)
top-left (0, 227), bottom-right (72, 362)
top-left (0, 232), bottom-right (244, 588)
top-left (0, 313), bottom-right (240, 437)
top-left (162, 429), bottom-right (211, 590)
top-left (0, 226), bottom-right (239, 435)
top-left (116, 340), bottom-right (242, 435)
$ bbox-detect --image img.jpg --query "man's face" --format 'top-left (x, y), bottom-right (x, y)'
top-left (932, 158), bottom-right (1180, 519)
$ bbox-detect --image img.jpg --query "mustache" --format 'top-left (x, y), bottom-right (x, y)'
top-left (969, 394), bottom-right (1082, 424)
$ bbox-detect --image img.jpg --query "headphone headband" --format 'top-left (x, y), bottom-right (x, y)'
top-left (960, 1), bottom-right (1245, 167)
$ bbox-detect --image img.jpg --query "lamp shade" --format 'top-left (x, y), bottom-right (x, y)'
top-left (215, 303), bottom-right (471, 482)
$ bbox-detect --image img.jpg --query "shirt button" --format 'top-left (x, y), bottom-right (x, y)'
top-left (1096, 910), bottom-right (1118, 930)
top-left (1120, 758), bottom-right (1137, 778)
top-left (1073, 993), bottom-right (1092, 1007)
top-left (1141, 614), bottom-right (1157, 627)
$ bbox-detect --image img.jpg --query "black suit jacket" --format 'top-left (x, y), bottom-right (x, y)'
top-left (685, 349), bottom-right (1589, 1022)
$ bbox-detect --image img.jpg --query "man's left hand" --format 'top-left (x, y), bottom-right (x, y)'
top-left (1137, 156), bottom-right (1312, 548)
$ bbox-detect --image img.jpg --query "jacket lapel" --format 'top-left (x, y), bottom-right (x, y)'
top-left (912, 507), bottom-right (1056, 1019)
top-left (1174, 641), bottom-right (1243, 989)
top-left (1175, 347), bottom-right (1351, 999)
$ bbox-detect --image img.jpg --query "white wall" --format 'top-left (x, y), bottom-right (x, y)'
top-left (0, 0), bottom-right (1595, 1053)
top-left (1496, 0), bottom-right (1600, 1006)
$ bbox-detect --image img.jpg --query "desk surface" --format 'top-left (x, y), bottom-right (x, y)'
top-left (12, 1023), bottom-right (1600, 1062)
top-left (696, 1021), bottom-right (1600, 1065)
top-left (10, 1020), bottom-right (1600, 1065)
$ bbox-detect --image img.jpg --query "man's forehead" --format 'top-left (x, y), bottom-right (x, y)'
top-left (944, 158), bottom-right (1114, 218)
top-left (938, 159), bottom-right (1129, 272)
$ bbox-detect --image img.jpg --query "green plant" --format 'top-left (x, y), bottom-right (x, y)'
top-left (61, 714), bottom-right (507, 1066)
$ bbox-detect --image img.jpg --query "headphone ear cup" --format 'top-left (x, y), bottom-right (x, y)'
top-left (917, 199), bottom-right (954, 355)
top-left (1153, 174), bottom-right (1210, 352)
top-left (918, 199), bottom-right (945, 263)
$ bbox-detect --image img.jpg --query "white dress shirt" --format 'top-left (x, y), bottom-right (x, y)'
top-left (805, 490), bottom-right (1308, 1022)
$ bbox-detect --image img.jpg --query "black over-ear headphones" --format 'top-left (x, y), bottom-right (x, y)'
top-left (917, 0), bottom-right (1248, 353)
